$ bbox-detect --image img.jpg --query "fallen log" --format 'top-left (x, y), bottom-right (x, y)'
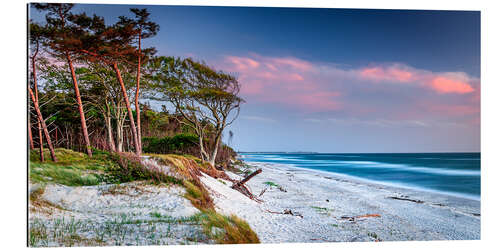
top-left (231, 168), bottom-right (263, 202)
top-left (232, 168), bottom-right (262, 188)
top-left (388, 196), bottom-right (424, 203)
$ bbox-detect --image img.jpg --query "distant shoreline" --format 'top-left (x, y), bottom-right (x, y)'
top-left (210, 161), bottom-right (480, 242)
top-left (249, 160), bottom-right (480, 202)
top-left (238, 152), bottom-right (480, 201)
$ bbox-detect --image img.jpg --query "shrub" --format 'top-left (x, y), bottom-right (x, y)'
top-left (143, 134), bottom-right (237, 167)
top-left (29, 148), bottom-right (182, 186)
top-left (142, 133), bottom-right (198, 155)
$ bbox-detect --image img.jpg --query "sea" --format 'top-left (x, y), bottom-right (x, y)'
top-left (239, 152), bottom-right (480, 201)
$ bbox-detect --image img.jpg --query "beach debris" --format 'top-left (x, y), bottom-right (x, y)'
top-left (231, 168), bottom-right (263, 202)
top-left (259, 187), bottom-right (267, 197)
top-left (340, 213), bottom-right (381, 222)
top-left (388, 196), bottom-right (424, 203)
top-left (232, 168), bottom-right (262, 188)
top-left (263, 181), bottom-right (287, 192)
top-left (265, 208), bottom-right (303, 218)
top-left (309, 238), bottom-right (334, 242)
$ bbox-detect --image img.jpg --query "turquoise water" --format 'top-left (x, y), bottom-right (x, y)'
top-left (239, 153), bottom-right (480, 200)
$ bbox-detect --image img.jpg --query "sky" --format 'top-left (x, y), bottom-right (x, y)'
top-left (29, 4), bottom-right (481, 153)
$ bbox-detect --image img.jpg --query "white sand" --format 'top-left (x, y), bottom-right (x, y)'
top-left (29, 157), bottom-right (480, 246)
top-left (200, 162), bottom-right (480, 243)
top-left (29, 181), bottom-right (207, 247)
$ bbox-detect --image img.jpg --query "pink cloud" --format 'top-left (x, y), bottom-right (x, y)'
top-left (429, 76), bottom-right (474, 94)
top-left (215, 53), bottom-right (479, 119)
top-left (359, 65), bottom-right (475, 95)
top-left (269, 57), bottom-right (313, 71)
top-left (225, 56), bottom-right (260, 71)
top-left (360, 66), bottom-right (414, 82)
top-left (220, 54), bottom-right (340, 111)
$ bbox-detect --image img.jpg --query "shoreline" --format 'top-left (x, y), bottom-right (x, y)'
top-left (245, 160), bottom-right (481, 202)
top-left (202, 161), bottom-right (480, 243)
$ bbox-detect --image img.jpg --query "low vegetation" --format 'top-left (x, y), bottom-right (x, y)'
top-left (197, 210), bottom-right (260, 244)
top-left (142, 133), bottom-right (198, 155)
top-left (30, 148), bottom-right (183, 186)
top-left (29, 148), bottom-right (260, 245)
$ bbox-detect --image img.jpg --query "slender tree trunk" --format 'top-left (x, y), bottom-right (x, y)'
top-left (28, 76), bottom-right (35, 151)
top-left (66, 52), bottom-right (92, 157)
top-left (38, 122), bottom-right (44, 162)
top-left (105, 112), bottom-right (116, 152)
top-left (209, 132), bottom-right (223, 166)
top-left (29, 88), bottom-right (57, 162)
top-left (117, 118), bottom-right (124, 152)
top-left (134, 34), bottom-right (142, 153)
top-left (197, 129), bottom-right (209, 161)
top-left (116, 106), bottom-right (125, 152)
top-left (28, 116), bottom-right (34, 150)
top-left (32, 56), bottom-right (44, 161)
top-left (112, 62), bottom-right (140, 156)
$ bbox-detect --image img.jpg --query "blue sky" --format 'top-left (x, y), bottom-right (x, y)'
top-left (30, 4), bottom-right (481, 153)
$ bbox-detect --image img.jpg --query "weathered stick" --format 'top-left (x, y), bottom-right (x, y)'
top-left (232, 168), bottom-right (262, 188)
top-left (230, 168), bottom-right (263, 202)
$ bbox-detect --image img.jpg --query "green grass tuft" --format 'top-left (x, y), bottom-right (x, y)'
top-left (198, 209), bottom-right (260, 244)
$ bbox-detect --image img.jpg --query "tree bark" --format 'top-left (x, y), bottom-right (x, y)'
top-left (112, 62), bottom-right (140, 156)
top-left (232, 168), bottom-right (262, 188)
top-left (29, 88), bottom-right (57, 162)
top-left (38, 121), bottom-right (44, 162)
top-left (66, 52), bottom-right (92, 157)
top-left (198, 132), bottom-right (209, 161)
top-left (116, 121), bottom-right (123, 152)
top-left (28, 116), bottom-right (34, 150)
top-left (208, 131), bottom-right (223, 166)
top-left (32, 55), bottom-right (44, 161)
top-left (105, 109), bottom-right (116, 152)
top-left (134, 33), bottom-right (142, 153)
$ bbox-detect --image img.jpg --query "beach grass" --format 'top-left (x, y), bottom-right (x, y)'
top-left (29, 149), bottom-right (260, 245)
top-left (29, 148), bottom-right (183, 186)
top-left (198, 209), bottom-right (260, 244)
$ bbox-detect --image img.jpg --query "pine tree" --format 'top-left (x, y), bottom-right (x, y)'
top-left (29, 21), bottom-right (57, 162)
top-left (117, 8), bottom-right (159, 153)
top-left (33, 3), bottom-right (93, 157)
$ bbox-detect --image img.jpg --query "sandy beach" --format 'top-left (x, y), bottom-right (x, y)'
top-left (29, 157), bottom-right (480, 246)
top-left (202, 161), bottom-right (480, 243)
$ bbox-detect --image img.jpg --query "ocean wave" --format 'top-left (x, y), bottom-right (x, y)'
top-left (335, 161), bottom-right (479, 176)
top-left (246, 161), bottom-right (480, 201)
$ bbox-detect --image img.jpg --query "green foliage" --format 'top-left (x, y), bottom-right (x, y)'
top-left (263, 181), bottom-right (279, 188)
top-left (30, 162), bottom-right (103, 186)
top-left (29, 148), bottom-right (182, 186)
top-left (143, 133), bottom-right (198, 154)
top-left (92, 149), bottom-right (183, 185)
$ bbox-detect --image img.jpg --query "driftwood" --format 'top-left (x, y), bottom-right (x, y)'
top-left (388, 196), bottom-right (424, 203)
top-left (265, 209), bottom-right (303, 218)
top-left (259, 187), bottom-right (267, 197)
top-left (232, 168), bottom-right (262, 188)
top-left (340, 213), bottom-right (381, 222)
top-left (231, 168), bottom-right (263, 202)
